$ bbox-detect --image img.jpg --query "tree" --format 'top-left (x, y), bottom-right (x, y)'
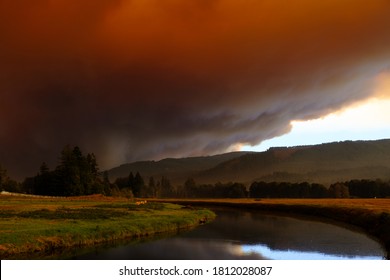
top-left (0, 165), bottom-right (8, 190)
top-left (329, 183), bottom-right (350, 198)
top-left (140, 175), bottom-right (156, 197)
top-left (56, 145), bottom-right (83, 196)
top-left (184, 178), bottom-right (197, 198)
top-left (128, 172), bottom-right (135, 188)
top-left (0, 164), bottom-right (20, 193)
top-left (34, 162), bottom-right (52, 195)
top-left (148, 176), bottom-right (156, 196)
top-left (298, 182), bottom-right (311, 198)
top-left (132, 172), bottom-right (144, 197)
top-left (26, 145), bottom-right (106, 197)
top-left (114, 177), bottom-right (127, 189)
top-left (159, 176), bottom-right (173, 197)
top-left (184, 178), bottom-right (196, 189)
top-left (87, 153), bottom-right (99, 178)
top-left (228, 182), bottom-right (247, 198)
top-left (102, 171), bottom-right (112, 196)
top-left (311, 183), bottom-right (328, 198)
top-left (249, 181), bottom-right (269, 198)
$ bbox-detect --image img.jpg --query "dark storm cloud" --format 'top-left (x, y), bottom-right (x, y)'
top-left (1, 0), bottom-right (390, 178)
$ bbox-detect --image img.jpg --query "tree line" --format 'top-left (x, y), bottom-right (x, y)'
top-left (22, 146), bottom-right (107, 196)
top-left (177, 178), bottom-right (247, 198)
top-left (249, 180), bottom-right (390, 198)
top-left (111, 176), bottom-right (247, 198)
top-left (249, 181), bottom-right (329, 198)
top-left (1, 146), bottom-right (390, 198)
top-left (345, 179), bottom-right (390, 198)
top-left (113, 173), bottom-right (174, 198)
top-left (0, 145), bottom-right (176, 198)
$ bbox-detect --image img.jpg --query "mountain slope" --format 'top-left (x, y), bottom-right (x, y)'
top-left (107, 139), bottom-right (390, 185)
top-left (197, 139), bottom-right (390, 184)
top-left (107, 152), bottom-right (252, 184)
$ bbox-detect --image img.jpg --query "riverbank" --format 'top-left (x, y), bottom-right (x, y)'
top-left (152, 198), bottom-right (390, 259)
top-left (0, 194), bottom-right (215, 259)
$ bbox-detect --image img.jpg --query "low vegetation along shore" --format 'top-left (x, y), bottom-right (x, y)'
top-left (0, 194), bottom-right (215, 259)
top-left (154, 198), bottom-right (390, 259)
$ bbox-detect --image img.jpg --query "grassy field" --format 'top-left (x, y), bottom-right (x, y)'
top-left (0, 194), bottom-right (215, 259)
top-left (153, 198), bottom-right (390, 259)
top-left (152, 198), bottom-right (390, 213)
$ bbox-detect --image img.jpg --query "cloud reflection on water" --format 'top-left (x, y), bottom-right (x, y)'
top-left (77, 238), bottom-right (266, 260)
top-left (74, 209), bottom-right (385, 260)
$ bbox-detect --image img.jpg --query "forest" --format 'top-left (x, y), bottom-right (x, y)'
top-left (1, 145), bottom-right (390, 199)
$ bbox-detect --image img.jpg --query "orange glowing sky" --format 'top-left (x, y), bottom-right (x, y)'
top-left (1, 0), bottom-right (390, 178)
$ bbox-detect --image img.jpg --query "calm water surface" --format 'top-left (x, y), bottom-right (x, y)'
top-left (72, 208), bottom-right (385, 260)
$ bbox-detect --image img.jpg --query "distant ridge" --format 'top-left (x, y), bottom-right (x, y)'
top-left (107, 139), bottom-right (390, 185)
top-left (107, 151), bottom-right (252, 184)
top-left (197, 139), bottom-right (390, 185)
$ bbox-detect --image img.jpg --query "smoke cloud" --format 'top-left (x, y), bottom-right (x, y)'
top-left (1, 0), bottom-right (390, 178)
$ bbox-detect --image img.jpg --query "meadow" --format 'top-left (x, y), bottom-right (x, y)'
top-left (0, 194), bottom-right (215, 259)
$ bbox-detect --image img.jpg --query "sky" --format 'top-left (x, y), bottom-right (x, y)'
top-left (1, 0), bottom-right (390, 179)
top-left (242, 74), bottom-right (390, 151)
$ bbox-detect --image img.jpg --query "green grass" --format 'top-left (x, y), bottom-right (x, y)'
top-left (0, 195), bottom-right (215, 259)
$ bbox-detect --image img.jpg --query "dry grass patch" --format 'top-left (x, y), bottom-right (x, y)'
top-left (0, 194), bottom-right (215, 259)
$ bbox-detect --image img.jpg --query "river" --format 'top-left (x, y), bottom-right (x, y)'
top-left (71, 207), bottom-right (385, 260)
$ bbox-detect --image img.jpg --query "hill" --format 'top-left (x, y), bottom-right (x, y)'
top-left (197, 139), bottom-right (390, 185)
top-left (107, 152), bottom-right (252, 184)
top-left (107, 139), bottom-right (390, 186)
